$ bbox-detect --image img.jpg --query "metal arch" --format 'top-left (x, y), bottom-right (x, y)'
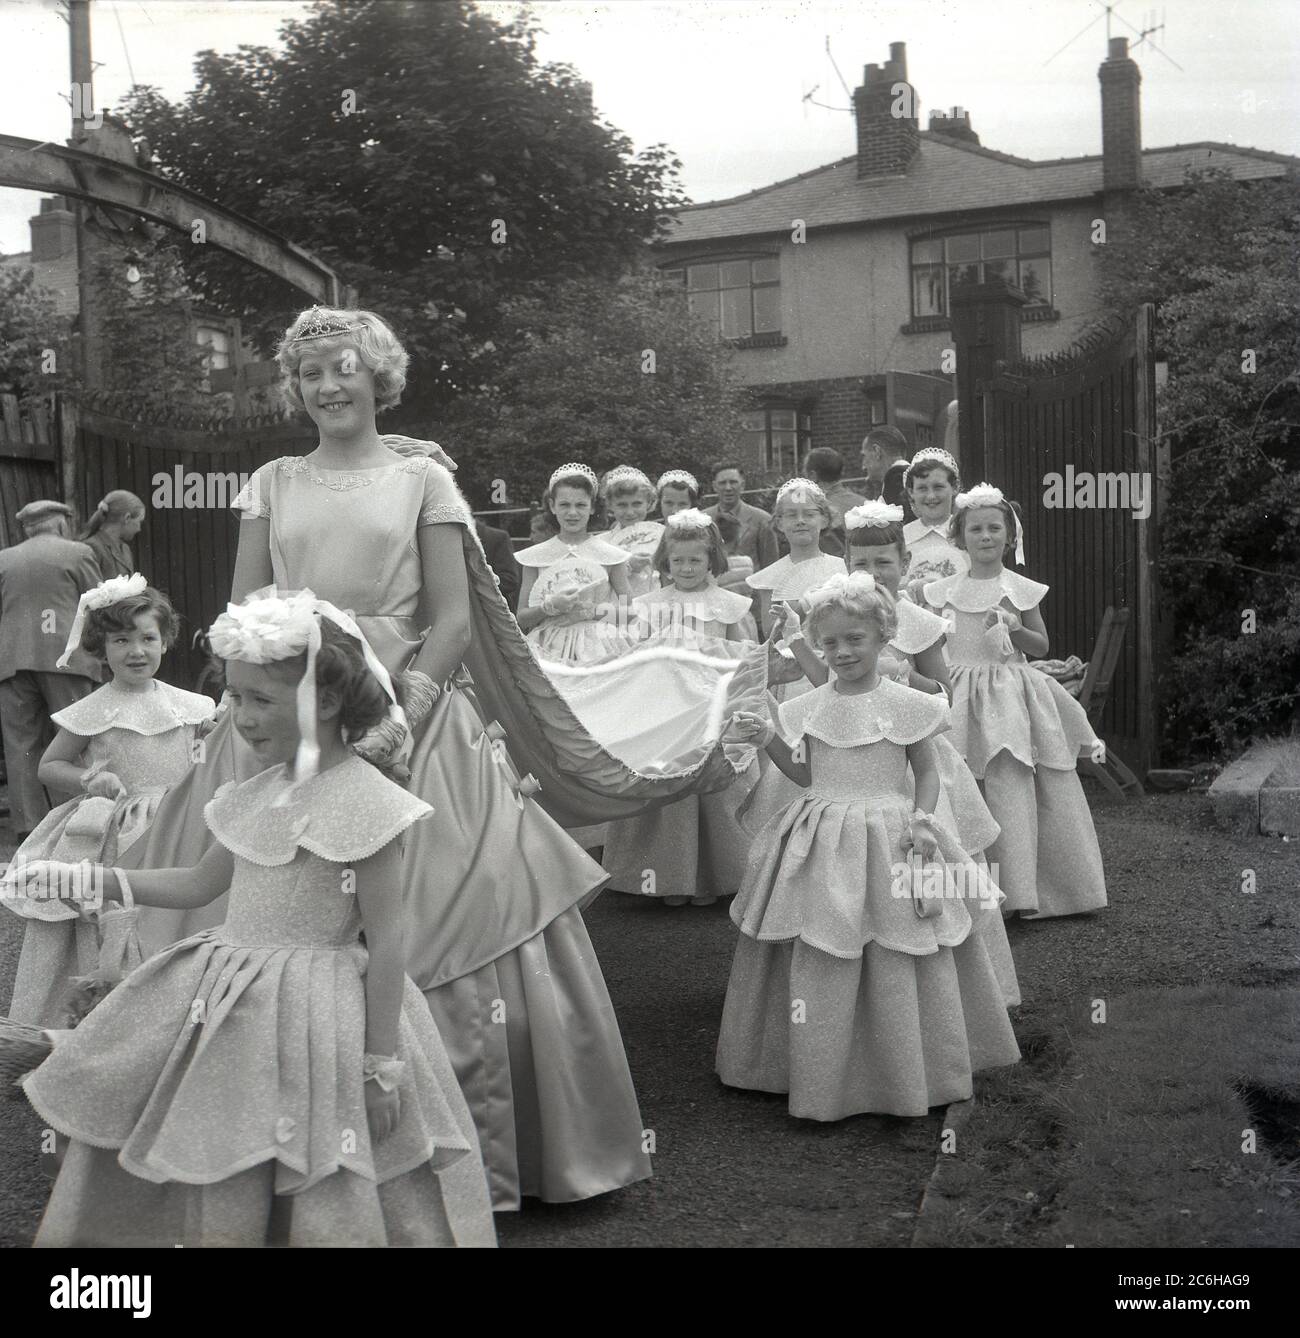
top-left (0, 133), bottom-right (351, 306)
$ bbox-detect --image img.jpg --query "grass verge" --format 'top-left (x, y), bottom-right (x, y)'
top-left (920, 986), bottom-right (1300, 1247)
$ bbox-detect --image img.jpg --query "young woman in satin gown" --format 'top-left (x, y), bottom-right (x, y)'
top-left (120, 307), bottom-right (755, 1210)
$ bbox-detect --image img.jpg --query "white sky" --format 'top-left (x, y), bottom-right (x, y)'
top-left (1, 0), bottom-right (1297, 254)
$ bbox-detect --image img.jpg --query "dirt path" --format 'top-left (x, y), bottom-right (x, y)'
top-left (2, 788), bottom-right (1291, 1248)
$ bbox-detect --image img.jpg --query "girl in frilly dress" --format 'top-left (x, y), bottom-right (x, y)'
top-left (600, 465), bottom-right (664, 599)
top-left (777, 502), bottom-right (1020, 1004)
top-left (516, 462), bottom-right (639, 665)
top-left (720, 574), bottom-right (1020, 1119)
top-left (602, 509), bottom-right (759, 907)
top-left (9, 589), bottom-right (496, 1247)
top-left (923, 484), bottom-right (1107, 919)
top-left (2, 577), bottom-right (215, 1026)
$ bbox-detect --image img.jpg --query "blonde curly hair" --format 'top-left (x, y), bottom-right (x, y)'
top-left (275, 307), bottom-right (409, 412)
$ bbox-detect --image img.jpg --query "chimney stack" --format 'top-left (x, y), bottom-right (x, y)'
top-left (30, 196), bottom-right (76, 262)
top-left (928, 106), bottom-right (980, 146)
top-left (853, 41), bottom-right (920, 178)
top-left (1099, 36), bottom-right (1142, 194)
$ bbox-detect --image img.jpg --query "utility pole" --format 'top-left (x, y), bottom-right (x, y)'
top-left (69, 0), bottom-right (105, 391)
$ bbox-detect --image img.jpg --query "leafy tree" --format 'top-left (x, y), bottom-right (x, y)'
top-left (0, 265), bottom-right (73, 401)
top-left (1098, 168), bottom-right (1300, 758)
top-left (435, 266), bottom-right (745, 511)
top-left (119, 0), bottom-right (687, 418)
top-left (87, 234), bottom-right (225, 419)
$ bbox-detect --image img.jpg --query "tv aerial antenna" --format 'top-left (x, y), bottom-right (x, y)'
top-left (1045, 2), bottom-right (1182, 71)
top-left (802, 36), bottom-right (853, 114)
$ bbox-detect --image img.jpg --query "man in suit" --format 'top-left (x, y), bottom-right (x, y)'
top-left (705, 461), bottom-right (779, 570)
top-left (475, 516), bottom-right (521, 611)
top-left (0, 500), bottom-right (102, 838)
top-left (803, 446), bottom-right (866, 557)
top-left (860, 425), bottom-right (914, 518)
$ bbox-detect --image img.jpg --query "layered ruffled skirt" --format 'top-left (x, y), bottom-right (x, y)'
top-left (116, 682), bottom-right (650, 1211)
top-left (948, 663), bottom-right (1107, 918)
top-left (717, 793), bottom-right (1020, 1119)
top-left (23, 931), bottom-right (496, 1247)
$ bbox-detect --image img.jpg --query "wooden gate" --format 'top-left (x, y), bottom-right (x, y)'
top-left (972, 304), bottom-right (1162, 774)
top-left (64, 397), bottom-right (315, 691)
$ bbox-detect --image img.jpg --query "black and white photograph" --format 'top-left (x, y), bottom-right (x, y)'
top-left (0, 0), bottom-right (1296, 1294)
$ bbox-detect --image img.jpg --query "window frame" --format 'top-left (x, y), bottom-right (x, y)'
top-left (908, 222), bottom-right (1054, 320)
top-left (659, 252), bottom-right (784, 344)
top-left (741, 402), bottom-right (812, 476)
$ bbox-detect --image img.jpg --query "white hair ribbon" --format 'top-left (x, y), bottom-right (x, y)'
top-left (804, 570), bottom-right (879, 608)
top-left (955, 482), bottom-right (1025, 566)
top-left (665, 507), bottom-right (714, 532)
top-left (208, 586), bottom-right (403, 791)
top-left (57, 573), bottom-right (149, 669)
top-left (844, 501), bottom-right (904, 531)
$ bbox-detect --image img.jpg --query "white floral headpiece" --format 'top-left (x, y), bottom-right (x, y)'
top-left (656, 469), bottom-right (699, 495)
top-left (548, 462), bottom-right (599, 492)
top-left (57, 573), bottom-right (149, 669)
top-left (775, 477), bottom-right (827, 505)
top-left (955, 482), bottom-right (1025, 565)
top-left (601, 465), bottom-right (654, 497)
top-left (664, 507), bottom-right (714, 533)
top-left (209, 586), bottom-right (402, 788)
top-left (844, 501), bottom-right (904, 531)
top-left (805, 570), bottom-right (879, 608)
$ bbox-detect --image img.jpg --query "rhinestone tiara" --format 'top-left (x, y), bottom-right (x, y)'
top-left (776, 476), bottom-right (827, 501)
top-left (548, 462), bottom-right (599, 491)
top-left (656, 469), bottom-right (699, 493)
top-left (288, 306), bottom-right (366, 344)
top-left (601, 466), bottom-right (654, 496)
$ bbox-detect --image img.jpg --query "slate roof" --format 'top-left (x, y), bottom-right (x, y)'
top-left (663, 135), bottom-right (1297, 246)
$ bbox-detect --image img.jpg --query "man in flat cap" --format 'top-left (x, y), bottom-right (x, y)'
top-left (0, 501), bottom-right (102, 838)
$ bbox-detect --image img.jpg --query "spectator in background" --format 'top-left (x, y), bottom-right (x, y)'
top-left (0, 500), bottom-right (102, 838)
top-left (860, 426), bottom-right (913, 517)
top-left (529, 508), bottom-right (559, 543)
top-left (78, 489), bottom-right (146, 581)
top-left (475, 516), bottom-right (522, 610)
top-left (803, 447), bottom-right (865, 557)
top-left (712, 509), bottom-right (755, 594)
top-left (705, 461), bottom-right (778, 571)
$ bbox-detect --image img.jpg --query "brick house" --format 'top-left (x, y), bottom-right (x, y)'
top-left (656, 38), bottom-right (1296, 483)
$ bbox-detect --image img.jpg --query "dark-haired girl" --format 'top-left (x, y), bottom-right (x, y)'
top-left (11, 590), bottom-right (495, 1246)
top-left (923, 484), bottom-right (1107, 919)
top-left (3, 576), bottom-right (215, 1026)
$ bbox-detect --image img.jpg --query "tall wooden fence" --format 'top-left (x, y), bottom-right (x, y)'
top-left (971, 304), bottom-right (1163, 774)
top-left (0, 395), bottom-right (60, 550)
top-left (67, 400), bottom-right (315, 691)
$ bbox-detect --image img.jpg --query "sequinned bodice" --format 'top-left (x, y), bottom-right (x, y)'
top-left (84, 727), bottom-right (195, 795)
top-left (217, 851), bottom-right (364, 949)
top-left (943, 610), bottom-right (1027, 667)
top-left (805, 736), bottom-right (912, 804)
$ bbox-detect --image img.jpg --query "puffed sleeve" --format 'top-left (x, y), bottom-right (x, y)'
top-left (231, 460), bottom-right (276, 520)
top-left (417, 459), bottom-right (474, 528)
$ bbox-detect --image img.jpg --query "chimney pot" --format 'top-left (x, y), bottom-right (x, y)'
top-left (1099, 36), bottom-right (1142, 194)
top-left (854, 41), bottom-right (920, 178)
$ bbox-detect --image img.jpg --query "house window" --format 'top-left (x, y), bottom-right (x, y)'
top-left (741, 405), bottom-right (810, 476)
top-left (662, 257), bottom-right (781, 340)
top-left (196, 324), bottom-right (233, 371)
top-left (910, 225), bottom-right (1052, 317)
